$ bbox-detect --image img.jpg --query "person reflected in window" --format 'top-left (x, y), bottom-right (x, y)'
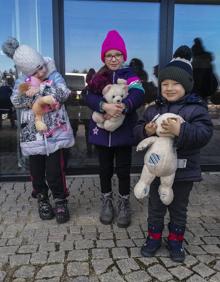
top-left (84, 30), bottom-right (145, 228)
top-left (191, 37), bottom-right (218, 101)
top-left (129, 58), bottom-right (157, 107)
top-left (81, 68), bottom-right (96, 156)
top-left (2, 37), bottom-right (74, 224)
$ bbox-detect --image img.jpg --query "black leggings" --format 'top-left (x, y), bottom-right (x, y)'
top-left (29, 149), bottom-right (69, 199)
top-left (148, 177), bottom-right (193, 227)
top-left (96, 145), bottom-right (132, 196)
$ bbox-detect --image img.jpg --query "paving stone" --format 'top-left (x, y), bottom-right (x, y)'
top-left (148, 264), bottom-right (173, 281)
top-left (67, 262), bottom-right (89, 276)
top-left (30, 252), bottom-right (48, 265)
top-left (39, 243), bottom-right (56, 252)
top-left (66, 277), bottom-right (89, 282)
top-left (7, 237), bottom-right (22, 246)
top-left (169, 265), bottom-right (193, 280)
top-left (196, 254), bottom-right (216, 264)
top-left (201, 244), bottom-right (220, 254)
top-left (47, 251), bottom-right (65, 263)
top-left (114, 231), bottom-right (129, 240)
top-left (75, 239), bottom-right (94, 249)
top-left (13, 265), bottom-right (35, 279)
top-left (192, 262), bottom-right (216, 278)
top-left (160, 257), bottom-right (180, 268)
top-left (99, 232), bottom-right (114, 240)
top-left (184, 255), bottom-right (199, 267)
top-left (18, 244), bottom-right (38, 253)
top-left (0, 245), bottom-right (18, 255)
top-left (116, 258), bottom-right (140, 274)
top-left (112, 247), bottom-right (129, 259)
top-left (59, 240), bottom-right (74, 251)
top-left (185, 245), bottom-right (207, 255)
top-left (10, 254), bottom-right (31, 267)
top-left (137, 257), bottom-right (158, 267)
top-left (209, 272), bottom-right (220, 282)
top-left (91, 248), bottom-right (109, 259)
top-left (99, 268), bottom-right (126, 282)
top-left (125, 270), bottom-right (151, 282)
top-left (35, 279), bottom-right (60, 282)
top-left (91, 258), bottom-right (114, 274)
top-left (116, 239), bottom-right (135, 247)
top-left (36, 264), bottom-right (64, 279)
top-left (96, 239), bottom-right (115, 248)
top-left (186, 274), bottom-right (207, 282)
top-left (67, 250), bottom-right (89, 261)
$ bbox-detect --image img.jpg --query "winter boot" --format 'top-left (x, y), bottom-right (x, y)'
top-left (54, 199), bottom-right (70, 224)
top-left (37, 193), bottom-right (54, 220)
top-left (141, 223), bottom-right (163, 257)
top-left (167, 222), bottom-right (185, 262)
top-left (100, 192), bottom-right (114, 225)
top-left (117, 194), bottom-right (131, 228)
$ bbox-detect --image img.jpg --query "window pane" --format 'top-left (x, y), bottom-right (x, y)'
top-left (64, 0), bottom-right (160, 171)
top-left (0, 0), bottom-right (53, 175)
top-left (174, 4), bottom-right (220, 168)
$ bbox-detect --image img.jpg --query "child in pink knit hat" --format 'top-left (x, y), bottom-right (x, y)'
top-left (84, 30), bottom-right (145, 228)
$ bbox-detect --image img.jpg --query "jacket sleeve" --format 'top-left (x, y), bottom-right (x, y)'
top-left (10, 77), bottom-right (33, 109)
top-left (176, 106), bottom-right (213, 150)
top-left (122, 80), bottom-right (145, 114)
top-left (84, 88), bottom-right (105, 113)
top-left (133, 106), bottom-right (155, 144)
top-left (49, 72), bottom-right (71, 103)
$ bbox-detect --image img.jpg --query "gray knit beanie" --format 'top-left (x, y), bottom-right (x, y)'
top-left (2, 37), bottom-right (45, 76)
top-left (158, 45), bottom-right (194, 93)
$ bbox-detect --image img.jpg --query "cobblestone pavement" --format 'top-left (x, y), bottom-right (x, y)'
top-left (0, 173), bottom-right (220, 282)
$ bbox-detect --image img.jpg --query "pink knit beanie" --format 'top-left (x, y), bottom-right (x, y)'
top-left (101, 30), bottom-right (127, 62)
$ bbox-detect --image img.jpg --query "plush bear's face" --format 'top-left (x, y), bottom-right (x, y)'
top-left (155, 113), bottom-right (184, 138)
top-left (102, 81), bottom-right (128, 104)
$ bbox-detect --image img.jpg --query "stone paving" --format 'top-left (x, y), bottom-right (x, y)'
top-left (0, 172), bottom-right (220, 281)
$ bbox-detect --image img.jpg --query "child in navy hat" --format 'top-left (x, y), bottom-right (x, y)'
top-left (133, 45), bottom-right (213, 262)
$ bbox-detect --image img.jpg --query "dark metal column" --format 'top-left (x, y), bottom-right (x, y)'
top-left (159, 0), bottom-right (175, 68)
top-left (52, 0), bottom-right (65, 75)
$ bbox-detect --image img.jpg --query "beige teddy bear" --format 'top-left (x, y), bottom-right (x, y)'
top-left (19, 77), bottom-right (57, 132)
top-left (134, 113), bottom-right (184, 205)
top-left (92, 78), bottom-right (128, 132)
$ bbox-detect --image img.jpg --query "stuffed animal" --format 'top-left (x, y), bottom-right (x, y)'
top-left (19, 77), bottom-right (58, 132)
top-left (92, 78), bottom-right (128, 132)
top-left (134, 113), bottom-right (184, 205)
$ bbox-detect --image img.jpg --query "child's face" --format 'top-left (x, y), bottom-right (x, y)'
top-left (104, 49), bottom-right (124, 71)
top-left (161, 79), bottom-right (185, 102)
top-left (32, 64), bottom-right (47, 80)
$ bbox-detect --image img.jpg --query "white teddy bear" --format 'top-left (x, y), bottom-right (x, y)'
top-left (92, 78), bottom-right (128, 132)
top-left (134, 113), bottom-right (184, 205)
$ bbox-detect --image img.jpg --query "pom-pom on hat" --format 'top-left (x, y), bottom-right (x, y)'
top-left (101, 30), bottom-right (127, 62)
top-left (2, 37), bottom-right (45, 76)
top-left (158, 45), bottom-right (194, 93)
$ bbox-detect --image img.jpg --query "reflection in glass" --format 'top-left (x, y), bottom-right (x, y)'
top-left (174, 4), bottom-right (220, 168)
top-left (0, 0), bottom-right (53, 175)
top-left (64, 0), bottom-right (160, 171)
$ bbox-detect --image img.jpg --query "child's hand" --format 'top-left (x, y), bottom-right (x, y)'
top-left (102, 103), bottom-right (123, 118)
top-left (25, 86), bottom-right (40, 97)
top-left (145, 122), bottom-right (157, 136)
top-left (161, 117), bottom-right (182, 136)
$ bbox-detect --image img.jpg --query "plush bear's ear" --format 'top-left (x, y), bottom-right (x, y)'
top-left (102, 84), bottom-right (112, 96)
top-left (117, 78), bottom-right (127, 85)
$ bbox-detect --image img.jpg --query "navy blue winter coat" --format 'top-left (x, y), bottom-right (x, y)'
top-left (133, 93), bottom-right (213, 181)
top-left (85, 67), bottom-right (145, 147)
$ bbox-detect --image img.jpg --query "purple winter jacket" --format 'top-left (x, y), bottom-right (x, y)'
top-left (85, 67), bottom-right (145, 147)
top-left (133, 93), bottom-right (213, 181)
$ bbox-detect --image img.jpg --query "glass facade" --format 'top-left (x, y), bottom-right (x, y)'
top-left (0, 0), bottom-right (219, 178)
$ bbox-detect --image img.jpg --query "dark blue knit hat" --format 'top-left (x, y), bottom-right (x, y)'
top-left (158, 45), bottom-right (194, 93)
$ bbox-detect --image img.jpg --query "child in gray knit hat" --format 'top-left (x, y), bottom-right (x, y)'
top-left (2, 37), bottom-right (74, 224)
top-left (133, 45), bottom-right (213, 263)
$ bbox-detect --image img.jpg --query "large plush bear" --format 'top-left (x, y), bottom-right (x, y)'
top-left (92, 78), bottom-right (128, 132)
top-left (134, 113), bottom-right (184, 205)
top-left (19, 77), bottom-right (58, 132)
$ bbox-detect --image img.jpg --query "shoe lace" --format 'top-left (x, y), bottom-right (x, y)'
top-left (118, 198), bottom-right (129, 215)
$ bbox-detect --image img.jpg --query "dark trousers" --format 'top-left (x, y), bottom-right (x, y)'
top-left (96, 145), bottom-right (132, 196)
top-left (29, 149), bottom-right (69, 199)
top-left (148, 178), bottom-right (193, 227)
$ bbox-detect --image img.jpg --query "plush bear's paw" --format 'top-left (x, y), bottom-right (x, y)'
top-left (35, 121), bottom-right (47, 132)
top-left (134, 182), bottom-right (149, 199)
top-left (158, 187), bottom-right (174, 205)
top-left (136, 144), bottom-right (145, 152)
